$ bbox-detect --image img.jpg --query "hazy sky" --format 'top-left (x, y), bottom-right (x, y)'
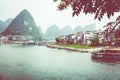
top-left (0, 0), bottom-right (119, 33)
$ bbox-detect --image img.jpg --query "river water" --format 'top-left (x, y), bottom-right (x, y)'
top-left (0, 44), bottom-right (120, 80)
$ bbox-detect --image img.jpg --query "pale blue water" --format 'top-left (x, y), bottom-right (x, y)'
top-left (0, 44), bottom-right (120, 80)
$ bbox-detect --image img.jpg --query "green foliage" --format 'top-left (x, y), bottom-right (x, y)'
top-left (55, 37), bottom-right (60, 43)
top-left (53, 44), bottom-right (95, 49)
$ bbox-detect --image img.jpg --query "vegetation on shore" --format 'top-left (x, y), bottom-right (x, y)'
top-left (52, 44), bottom-right (96, 49)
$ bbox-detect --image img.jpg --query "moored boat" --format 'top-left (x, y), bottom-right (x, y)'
top-left (92, 50), bottom-right (120, 61)
top-left (23, 40), bottom-right (36, 45)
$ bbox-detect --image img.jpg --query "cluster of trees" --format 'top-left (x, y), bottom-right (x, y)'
top-left (91, 37), bottom-right (100, 46)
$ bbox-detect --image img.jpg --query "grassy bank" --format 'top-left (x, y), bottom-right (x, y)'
top-left (52, 44), bottom-right (96, 49)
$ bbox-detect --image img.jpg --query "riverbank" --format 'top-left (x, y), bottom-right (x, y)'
top-left (105, 47), bottom-right (120, 51)
top-left (46, 44), bottom-right (103, 53)
top-left (0, 40), bottom-right (54, 46)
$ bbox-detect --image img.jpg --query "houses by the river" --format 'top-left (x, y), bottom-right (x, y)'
top-left (0, 35), bottom-right (34, 43)
top-left (55, 30), bottom-right (104, 46)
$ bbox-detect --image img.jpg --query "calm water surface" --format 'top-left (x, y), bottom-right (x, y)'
top-left (0, 44), bottom-right (120, 80)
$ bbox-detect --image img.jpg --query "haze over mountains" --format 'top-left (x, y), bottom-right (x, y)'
top-left (44, 25), bottom-right (61, 39)
top-left (83, 24), bottom-right (96, 31)
top-left (73, 25), bottom-right (82, 34)
top-left (44, 24), bottom-right (97, 39)
top-left (60, 26), bottom-right (72, 35)
top-left (0, 18), bottom-right (12, 33)
top-left (0, 9), bottom-right (97, 40)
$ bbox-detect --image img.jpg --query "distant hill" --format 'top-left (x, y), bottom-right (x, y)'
top-left (45, 25), bottom-right (60, 39)
top-left (83, 24), bottom-right (96, 31)
top-left (60, 26), bottom-right (72, 36)
top-left (73, 25), bottom-right (82, 34)
top-left (0, 20), bottom-right (4, 33)
top-left (44, 24), bottom-right (97, 39)
top-left (2, 9), bottom-right (42, 40)
top-left (72, 24), bottom-right (96, 33)
top-left (0, 18), bottom-right (12, 33)
top-left (38, 26), bottom-right (44, 39)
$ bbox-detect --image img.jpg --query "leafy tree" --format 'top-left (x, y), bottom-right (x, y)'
top-left (54, 0), bottom-right (120, 20)
top-left (115, 26), bottom-right (120, 46)
top-left (91, 37), bottom-right (100, 46)
top-left (115, 26), bottom-right (120, 40)
top-left (55, 37), bottom-right (61, 43)
top-left (104, 16), bottom-right (120, 32)
top-left (103, 15), bottom-right (120, 42)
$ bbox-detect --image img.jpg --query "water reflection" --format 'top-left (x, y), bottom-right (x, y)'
top-left (0, 44), bottom-right (120, 80)
top-left (92, 56), bottom-right (120, 64)
top-left (92, 58), bottom-right (120, 65)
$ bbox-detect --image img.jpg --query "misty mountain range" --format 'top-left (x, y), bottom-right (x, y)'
top-left (0, 9), bottom-right (97, 40)
top-left (0, 18), bottom-right (12, 33)
top-left (44, 24), bottom-right (96, 39)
